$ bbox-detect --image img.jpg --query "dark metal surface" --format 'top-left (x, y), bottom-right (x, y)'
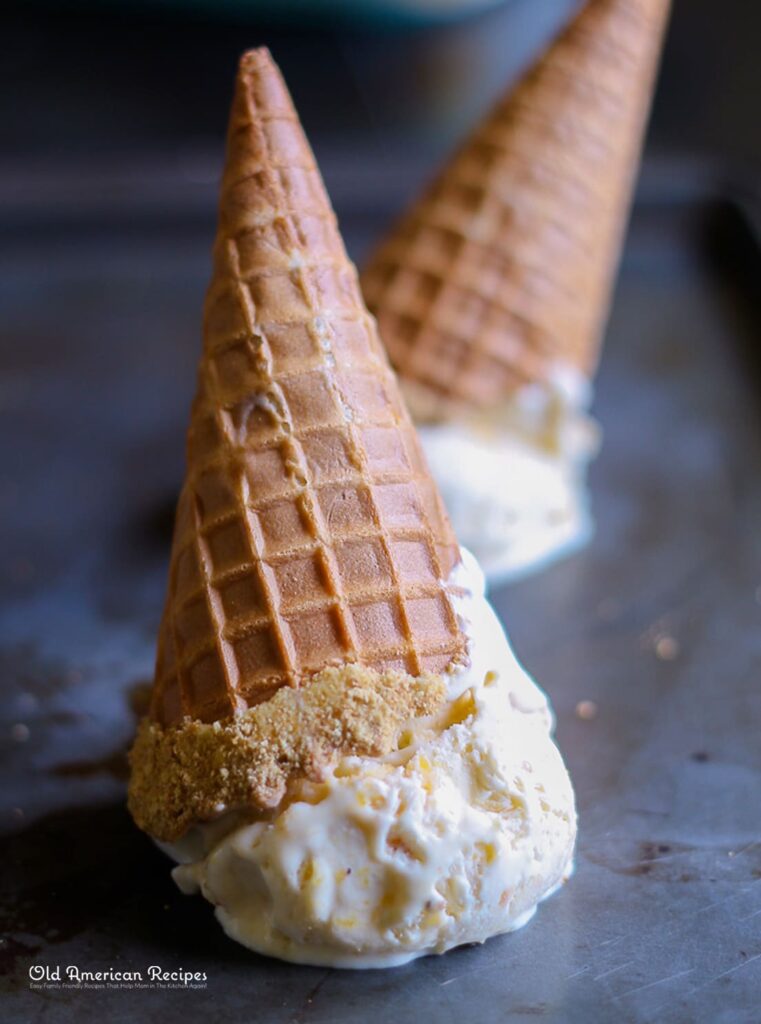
top-left (1, 172), bottom-right (761, 1023)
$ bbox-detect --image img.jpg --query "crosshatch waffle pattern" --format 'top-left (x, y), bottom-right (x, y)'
top-left (362, 0), bottom-right (670, 414)
top-left (151, 49), bottom-right (466, 727)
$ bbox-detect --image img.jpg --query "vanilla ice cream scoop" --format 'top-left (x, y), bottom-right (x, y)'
top-left (165, 551), bottom-right (577, 968)
top-left (416, 369), bottom-right (599, 587)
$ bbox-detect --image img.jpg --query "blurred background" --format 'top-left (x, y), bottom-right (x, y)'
top-left (2, 0), bottom-right (759, 243)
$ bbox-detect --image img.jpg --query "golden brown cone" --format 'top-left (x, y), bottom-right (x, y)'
top-left (361, 0), bottom-right (671, 416)
top-left (149, 48), bottom-right (465, 728)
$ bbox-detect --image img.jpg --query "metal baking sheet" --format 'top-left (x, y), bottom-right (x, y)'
top-left (1, 169), bottom-right (760, 1023)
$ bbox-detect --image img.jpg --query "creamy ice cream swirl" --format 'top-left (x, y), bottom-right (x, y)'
top-left (416, 367), bottom-right (600, 586)
top-left (164, 550), bottom-right (577, 968)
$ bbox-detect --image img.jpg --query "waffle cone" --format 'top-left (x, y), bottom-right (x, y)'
top-left (148, 49), bottom-right (465, 730)
top-left (361, 0), bottom-right (671, 415)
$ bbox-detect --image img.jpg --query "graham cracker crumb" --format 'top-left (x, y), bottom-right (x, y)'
top-left (128, 664), bottom-right (446, 842)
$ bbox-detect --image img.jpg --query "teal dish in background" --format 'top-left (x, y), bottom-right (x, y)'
top-left (87, 0), bottom-right (510, 26)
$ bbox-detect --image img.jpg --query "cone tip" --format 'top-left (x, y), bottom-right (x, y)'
top-left (238, 46), bottom-right (275, 75)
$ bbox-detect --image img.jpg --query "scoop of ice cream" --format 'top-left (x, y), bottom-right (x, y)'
top-left (166, 550), bottom-right (577, 968)
top-left (416, 368), bottom-right (599, 586)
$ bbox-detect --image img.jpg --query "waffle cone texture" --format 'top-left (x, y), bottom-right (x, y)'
top-left (361, 0), bottom-right (671, 415)
top-left (147, 49), bottom-right (465, 731)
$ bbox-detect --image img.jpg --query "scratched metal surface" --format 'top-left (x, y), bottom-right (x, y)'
top-left (1, 176), bottom-right (760, 1022)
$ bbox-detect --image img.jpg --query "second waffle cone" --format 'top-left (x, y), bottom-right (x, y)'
top-left (362, 0), bottom-right (671, 415)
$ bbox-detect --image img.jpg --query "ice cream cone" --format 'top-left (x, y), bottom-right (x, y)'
top-left (129, 48), bottom-right (467, 840)
top-left (361, 0), bottom-right (672, 417)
